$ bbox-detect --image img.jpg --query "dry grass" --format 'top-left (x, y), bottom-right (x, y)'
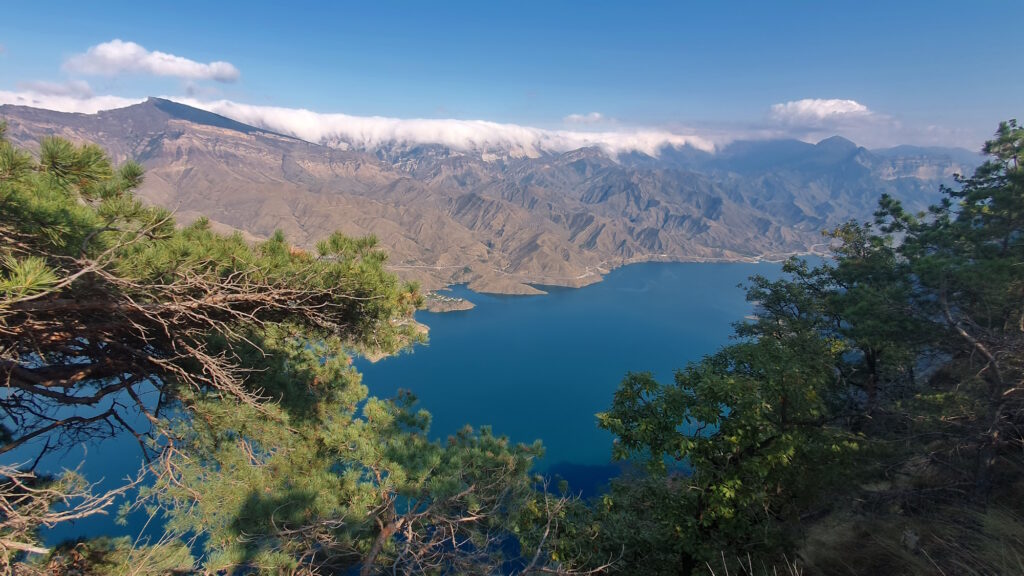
top-left (704, 553), bottom-right (803, 576)
top-left (798, 505), bottom-right (1024, 575)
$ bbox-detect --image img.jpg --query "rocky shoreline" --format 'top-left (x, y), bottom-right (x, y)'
top-left (410, 247), bottom-right (834, 300)
top-left (422, 292), bottom-right (476, 313)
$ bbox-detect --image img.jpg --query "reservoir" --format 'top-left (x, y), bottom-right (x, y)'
top-left (356, 261), bottom-right (786, 486)
top-left (42, 260), bottom-right (786, 542)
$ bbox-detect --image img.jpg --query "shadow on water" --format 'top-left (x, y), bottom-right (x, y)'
top-left (542, 461), bottom-right (632, 499)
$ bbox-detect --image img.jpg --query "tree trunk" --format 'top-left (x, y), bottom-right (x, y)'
top-left (360, 516), bottom-right (404, 576)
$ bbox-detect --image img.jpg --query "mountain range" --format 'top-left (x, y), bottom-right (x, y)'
top-left (0, 98), bottom-right (978, 294)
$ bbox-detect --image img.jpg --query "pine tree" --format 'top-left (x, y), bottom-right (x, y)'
top-left (0, 126), bottom-right (594, 574)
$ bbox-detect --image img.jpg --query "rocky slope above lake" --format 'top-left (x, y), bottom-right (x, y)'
top-left (1, 98), bottom-right (978, 293)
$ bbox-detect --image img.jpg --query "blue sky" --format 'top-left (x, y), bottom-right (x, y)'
top-left (0, 1), bottom-right (1020, 150)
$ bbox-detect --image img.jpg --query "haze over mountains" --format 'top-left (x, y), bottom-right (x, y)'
top-left (1, 98), bottom-right (977, 293)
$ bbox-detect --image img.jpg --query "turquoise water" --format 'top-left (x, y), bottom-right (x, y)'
top-left (32, 260), bottom-right (784, 542)
top-left (356, 261), bottom-right (785, 481)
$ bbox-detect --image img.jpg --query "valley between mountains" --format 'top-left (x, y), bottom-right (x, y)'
top-left (0, 97), bottom-right (976, 294)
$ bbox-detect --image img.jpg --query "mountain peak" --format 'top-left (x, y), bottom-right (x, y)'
top-left (815, 135), bottom-right (858, 151)
top-left (112, 97), bottom-right (276, 137)
top-left (559, 146), bottom-right (609, 161)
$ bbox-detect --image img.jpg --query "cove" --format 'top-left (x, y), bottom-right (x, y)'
top-left (356, 261), bottom-right (787, 492)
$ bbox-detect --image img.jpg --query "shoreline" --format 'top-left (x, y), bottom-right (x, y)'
top-left (422, 292), bottom-right (476, 313)
top-left (410, 246), bottom-right (834, 302)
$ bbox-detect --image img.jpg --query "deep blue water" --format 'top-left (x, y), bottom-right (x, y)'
top-left (19, 260), bottom-right (785, 543)
top-left (356, 261), bottom-right (786, 482)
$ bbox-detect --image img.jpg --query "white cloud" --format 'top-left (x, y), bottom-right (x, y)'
top-left (0, 90), bottom-right (715, 156)
top-left (0, 88), bottom-right (974, 152)
top-left (17, 80), bottom-right (94, 99)
top-left (175, 98), bottom-right (717, 156)
top-left (0, 90), bottom-right (143, 114)
top-left (762, 98), bottom-right (948, 148)
top-left (769, 98), bottom-right (874, 126)
top-left (564, 112), bottom-right (605, 125)
top-left (64, 40), bottom-right (240, 82)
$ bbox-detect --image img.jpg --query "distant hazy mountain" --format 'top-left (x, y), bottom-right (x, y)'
top-left (0, 98), bottom-right (978, 293)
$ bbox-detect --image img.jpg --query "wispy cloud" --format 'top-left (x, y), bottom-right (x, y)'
top-left (176, 98), bottom-right (717, 156)
top-left (564, 112), bottom-right (605, 125)
top-left (64, 40), bottom-right (240, 82)
top-left (182, 80), bottom-right (221, 99)
top-left (0, 90), bottom-right (142, 114)
top-left (17, 80), bottom-right (94, 99)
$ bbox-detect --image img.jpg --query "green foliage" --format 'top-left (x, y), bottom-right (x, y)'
top-left (596, 324), bottom-right (858, 568)
top-left (0, 129), bottom-right (580, 574)
top-left (146, 341), bottom-right (547, 572)
top-left (0, 255), bottom-right (58, 298)
top-left (0, 127), bottom-right (33, 183)
top-left (591, 119), bottom-right (1024, 574)
top-left (38, 136), bottom-right (113, 193)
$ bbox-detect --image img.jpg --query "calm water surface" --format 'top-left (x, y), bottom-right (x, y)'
top-left (356, 261), bottom-right (785, 476)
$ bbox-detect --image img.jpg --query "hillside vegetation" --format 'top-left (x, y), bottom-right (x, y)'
top-left (582, 119), bottom-right (1024, 575)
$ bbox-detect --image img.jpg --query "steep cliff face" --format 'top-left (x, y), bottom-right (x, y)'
top-left (1, 98), bottom-right (977, 293)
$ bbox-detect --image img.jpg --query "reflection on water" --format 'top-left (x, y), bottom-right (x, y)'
top-left (3, 382), bottom-right (166, 544)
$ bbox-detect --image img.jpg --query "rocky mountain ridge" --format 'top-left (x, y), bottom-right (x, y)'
top-left (0, 98), bottom-right (978, 293)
